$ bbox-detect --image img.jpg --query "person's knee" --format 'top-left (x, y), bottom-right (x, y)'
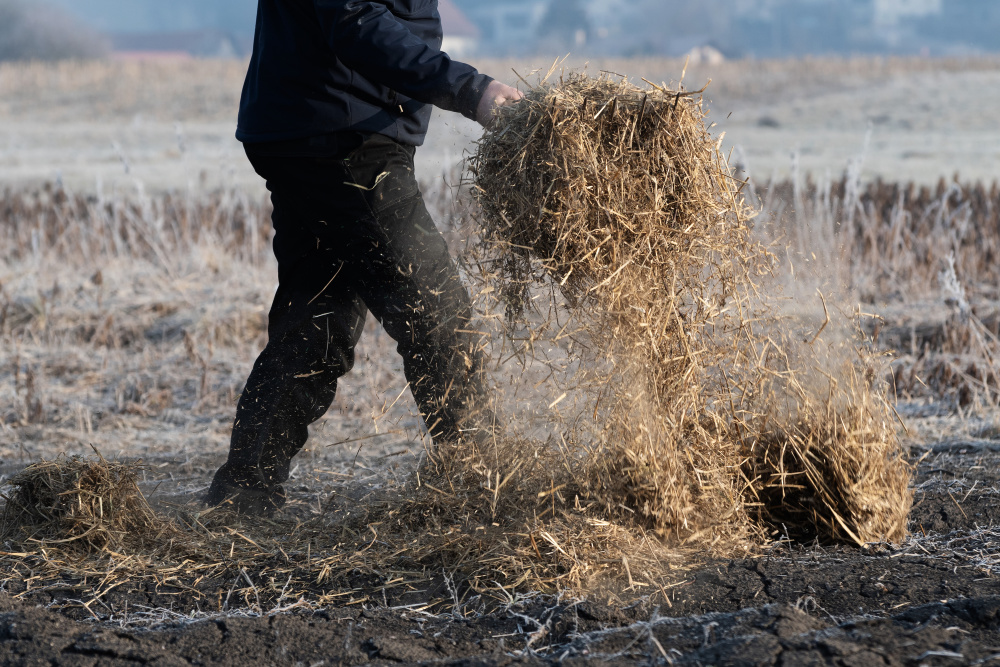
top-left (324, 339), bottom-right (357, 376)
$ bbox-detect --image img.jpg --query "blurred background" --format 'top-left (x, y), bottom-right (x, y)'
top-left (1, 0), bottom-right (998, 191)
top-left (8, 0), bottom-right (998, 61)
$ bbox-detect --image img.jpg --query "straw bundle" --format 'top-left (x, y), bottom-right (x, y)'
top-left (471, 72), bottom-right (761, 539)
top-left (470, 71), bottom-right (912, 546)
top-left (0, 455), bottom-right (162, 552)
top-left (472, 72), bottom-right (755, 317)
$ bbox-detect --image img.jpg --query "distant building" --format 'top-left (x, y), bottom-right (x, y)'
top-left (730, 0), bottom-right (875, 57)
top-left (440, 0), bottom-right (480, 58)
top-left (52, 0), bottom-right (1000, 61)
top-left (686, 45), bottom-right (726, 65)
top-left (454, 0), bottom-right (548, 56)
top-left (536, 0), bottom-right (591, 53)
top-left (43, 0), bottom-right (257, 37)
top-left (581, 0), bottom-right (635, 47)
top-left (910, 0), bottom-right (1000, 52)
top-left (873, 0), bottom-right (942, 47)
top-left (106, 2), bottom-right (477, 60)
top-left (874, 0), bottom-right (942, 27)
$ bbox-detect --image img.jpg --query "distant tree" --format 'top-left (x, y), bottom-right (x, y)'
top-left (0, 0), bottom-right (108, 62)
top-left (538, 0), bottom-right (591, 46)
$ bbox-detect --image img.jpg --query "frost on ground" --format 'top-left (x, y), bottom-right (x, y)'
top-left (3, 57), bottom-right (1000, 665)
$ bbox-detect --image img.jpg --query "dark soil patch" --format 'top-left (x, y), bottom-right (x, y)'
top-left (2, 593), bottom-right (1000, 665)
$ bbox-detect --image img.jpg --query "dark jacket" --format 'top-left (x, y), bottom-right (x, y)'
top-left (237, 0), bottom-right (493, 147)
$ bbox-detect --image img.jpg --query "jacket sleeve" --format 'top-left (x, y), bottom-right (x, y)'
top-left (314, 0), bottom-right (493, 121)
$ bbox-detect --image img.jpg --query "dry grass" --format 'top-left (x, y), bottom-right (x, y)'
top-left (12, 59), bottom-right (1000, 610)
top-left (738, 331), bottom-right (913, 544)
top-left (0, 71), bottom-right (921, 610)
top-left (472, 71), bottom-right (761, 543)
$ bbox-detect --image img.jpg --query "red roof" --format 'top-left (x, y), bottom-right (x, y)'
top-left (440, 0), bottom-right (479, 38)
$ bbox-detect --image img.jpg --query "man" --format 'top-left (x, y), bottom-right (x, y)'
top-left (206, 0), bottom-right (523, 515)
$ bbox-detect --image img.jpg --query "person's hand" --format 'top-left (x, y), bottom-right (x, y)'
top-left (476, 80), bottom-right (524, 128)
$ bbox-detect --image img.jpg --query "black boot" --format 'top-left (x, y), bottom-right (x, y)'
top-left (205, 465), bottom-right (287, 516)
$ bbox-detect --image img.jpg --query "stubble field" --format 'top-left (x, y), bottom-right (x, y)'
top-left (2, 56), bottom-right (1000, 665)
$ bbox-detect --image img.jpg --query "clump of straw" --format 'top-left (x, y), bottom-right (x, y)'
top-left (472, 72), bottom-right (754, 318)
top-left (471, 71), bottom-right (762, 541)
top-left (469, 70), bottom-right (912, 547)
top-left (0, 455), bottom-right (163, 552)
top-left (740, 336), bottom-right (913, 544)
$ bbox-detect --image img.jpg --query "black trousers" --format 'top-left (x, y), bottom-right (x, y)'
top-left (207, 133), bottom-right (488, 508)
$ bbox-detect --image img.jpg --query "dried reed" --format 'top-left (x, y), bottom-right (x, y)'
top-left (762, 175), bottom-right (1000, 410)
top-left (761, 176), bottom-right (1000, 303)
top-left (0, 184), bottom-right (270, 266)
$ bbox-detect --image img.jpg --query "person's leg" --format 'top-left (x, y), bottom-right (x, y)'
top-left (206, 153), bottom-right (367, 514)
top-left (208, 136), bottom-right (496, 515)
top-left (341, 135), bottom-right (495, 445)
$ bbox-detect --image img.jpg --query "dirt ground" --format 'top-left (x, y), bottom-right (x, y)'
top-left (0, 425), bottom-right (998, 665)
top-left (3, 57), bottom-right (1000, 665)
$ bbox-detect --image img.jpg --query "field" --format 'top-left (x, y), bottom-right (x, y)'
top-left (2, 56), bottom-right (1000, 665)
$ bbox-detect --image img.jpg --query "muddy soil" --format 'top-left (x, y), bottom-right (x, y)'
top-left (1, 438), bottom-right (999, 665)
top-left (3, 595), bottom-right (1000, 666)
